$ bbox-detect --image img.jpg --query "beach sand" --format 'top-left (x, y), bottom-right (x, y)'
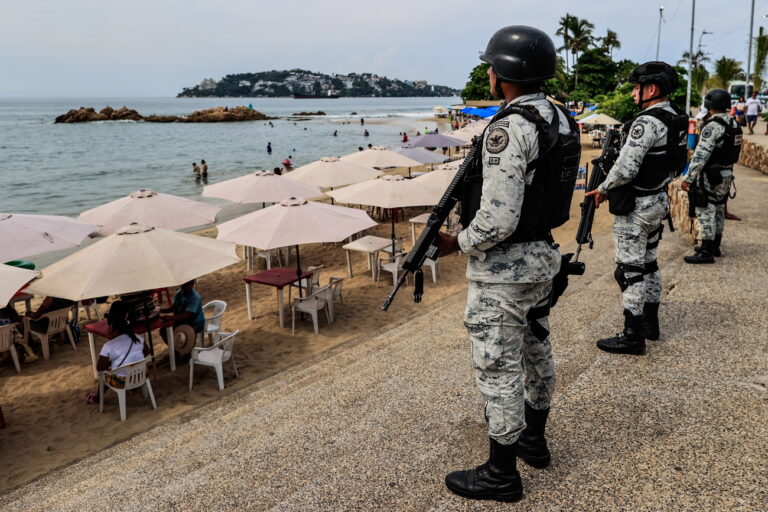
top-left (0, 139), bottom-right (606, 493)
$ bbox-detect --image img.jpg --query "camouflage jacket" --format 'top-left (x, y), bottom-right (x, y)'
top-left (597, 101), bottom-right (675, 210)
top-left (684, 112), bottom-right (734, 186)
top-left (457, 92), bottom-right (564, 284)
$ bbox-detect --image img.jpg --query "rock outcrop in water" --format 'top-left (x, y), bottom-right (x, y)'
top-left (55, 106), bottom-right (277, 123)
top-left (55, 106), bottom-right (143, 123)
top-left (292, 111), bottom-right (326, 116)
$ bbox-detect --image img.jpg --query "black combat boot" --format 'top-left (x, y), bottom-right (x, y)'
top-left (445, 438), bottom-right (523, 502)
top-left (596, 310), bottom-right (646, 355)
top-left (515, 403), bottom-right (551, 469)
top-left (694, 234), bottom-right (722, 257)
top-left (684, 239), bottom-right (716, 264)
top-left (642, 302), bottom-right (660, 341)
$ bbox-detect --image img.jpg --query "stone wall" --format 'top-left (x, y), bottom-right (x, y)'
top-left (668, 179), bottom-right (699, 244)
top-left (738, 139), bottom-right (768, 175)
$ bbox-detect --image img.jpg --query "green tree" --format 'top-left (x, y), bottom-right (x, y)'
top-left (599, 29), bottom-right (621, 59)
top-left (709, 56), bottom-right (743, 89)
top-left (573, 48), bottom-right (618, 98)
top-left (555, 13), bottom-right (577, 73)
top-left (615, 59), bottom-right (638, 83)
top-left (461, 63), bottom-right (492, 101)
top-left (569, 17), bottom-right (596, 88)
top-left (542, 56), bottom-right (570, 100)
top-left (753, 27), bottom-right (768, 92)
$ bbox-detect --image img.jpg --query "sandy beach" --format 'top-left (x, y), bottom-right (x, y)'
top-left (0, 138), bottom-right (606, 493)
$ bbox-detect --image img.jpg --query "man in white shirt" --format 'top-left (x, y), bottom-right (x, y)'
top-left (745, 92), bottom-right (761, 134)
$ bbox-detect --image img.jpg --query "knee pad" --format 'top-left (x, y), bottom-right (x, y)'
top-left (614, 263), bottom-right (645, 291)
top-left (643, 261), bottom-right (659, 275)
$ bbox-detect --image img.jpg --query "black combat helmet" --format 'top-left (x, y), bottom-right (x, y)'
top-left (704, 88), bottom-right (732, 112)
top-left (627, 61), bottom-right (679, 95)
top-left (480, 25), bottom-right (556, 84)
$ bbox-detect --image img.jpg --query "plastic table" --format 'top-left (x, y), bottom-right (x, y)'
top-left (342, 235), bottom-right (392, 281)
top-left (85, 317), bottom-right (175, 378)
top-left (244, 268), bottom-right (312, 327)
top-left (409, 213), bottom-right (431, 245)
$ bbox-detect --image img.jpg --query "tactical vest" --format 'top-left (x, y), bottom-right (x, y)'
top-left (620, 106), bottom-right (689, 192)
top-left (460, 101), bottom-right (581, 243)
top-left (704, 116), bottom-right (743, 167)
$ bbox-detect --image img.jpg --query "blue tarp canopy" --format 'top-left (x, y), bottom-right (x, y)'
top-left (461, 106), bottom-right (500, 118)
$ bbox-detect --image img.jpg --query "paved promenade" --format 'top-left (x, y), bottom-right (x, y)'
top-left (2, 165), bottom-right (766, 511)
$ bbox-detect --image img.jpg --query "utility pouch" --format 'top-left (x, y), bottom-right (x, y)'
top-left (607, 183), bottom-right (636, 215)
top-left (705, 166), bottom-right (724, 187)
top-left (693, 185), bottom-right (709, 207)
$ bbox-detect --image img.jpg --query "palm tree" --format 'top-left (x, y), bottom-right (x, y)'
top-left (711, 56), bottom-right (743, 89)
top-left (753, 27), bottom-right (768, 92)
top-left (600, 29), bottom-right (621, 59)
top-left (678, 49), bottom-right (710, 70)
top-left (570, 17), bottom-right (595, 88)
top-left (556, 14), bottom-right (577, 74)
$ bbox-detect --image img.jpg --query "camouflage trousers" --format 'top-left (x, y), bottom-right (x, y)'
top-left (613, 201), bottom-right (667, 316)
top-left (696, 176), bottom-right (732, 241)
top-left (464, 279), bottom-right (555, 446)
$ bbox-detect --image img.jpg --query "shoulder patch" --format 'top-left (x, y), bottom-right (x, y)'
top-left (490, 120), bottom-right (510, 128)
top-left (630, 123), bottom-right (645, 139)
top-left (488, 157), bottom-right (500, 165)
top-left (485, 127), bottom-right (509, 154)
top-left (701, 127), bottom-right (713, 139)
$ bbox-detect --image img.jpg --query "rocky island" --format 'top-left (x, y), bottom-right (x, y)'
top-left (177, 69), bottom-right (459, 98)
top-left (55, 106), bottom-right (277, 123)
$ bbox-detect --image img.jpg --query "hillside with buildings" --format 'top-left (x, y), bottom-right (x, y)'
top-left (177, 69), bottom-right (458, 98)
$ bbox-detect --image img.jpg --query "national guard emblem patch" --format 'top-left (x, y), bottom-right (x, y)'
top-left (701, 127), bottom-right (713, 139)
top-left (485, 128), bottom-right (509, 154)
top-left (630, 124), bottom-right (645, 139)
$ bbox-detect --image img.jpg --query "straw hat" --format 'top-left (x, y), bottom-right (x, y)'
top-left (172, 324), bottom-right (197, 355)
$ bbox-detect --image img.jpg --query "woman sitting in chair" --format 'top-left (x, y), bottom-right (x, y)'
top-left (85, 301), bottom-right (149, 404)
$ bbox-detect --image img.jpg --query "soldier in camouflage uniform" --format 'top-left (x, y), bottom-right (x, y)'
top-left (682, 89), bottom-right (741, 263)
top-left (436, 26), bottom-right (579, 503)
top-left (586, 62), bottom-right (685, 354)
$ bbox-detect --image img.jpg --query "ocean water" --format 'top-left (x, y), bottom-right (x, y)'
top-left (0, 97), bottom-right (460, 217)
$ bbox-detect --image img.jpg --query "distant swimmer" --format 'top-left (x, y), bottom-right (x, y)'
top-left (367, 143), bottom-right (373, 149)
top-left (402, 132), bottom-right (408, 143)
top-left (358, 146), bottom-right (364, 151)
top-left (333, 130), bottom-right (338, 136)
top-left (360, 117), bottom-right (365, 125)
top-left (269, 121), bottom-right (274, 128)
top-left (363, 129), bottom-right (370, 137)
top-left (273, 166), bottom-right (283, 175)
top-left (200, 159), bottom-right (208, 179)
top-left (282, 158), bottom-right (293, 173)
top-left (267, 142), bottom-right (272, 154)
top-left (192, 162), bottom-right (201, 180)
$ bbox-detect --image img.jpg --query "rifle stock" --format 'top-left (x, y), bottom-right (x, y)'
top-left (381, 136), bottom-right (482, 311)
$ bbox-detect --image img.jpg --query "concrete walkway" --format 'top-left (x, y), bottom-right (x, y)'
top-left (2, 166), bottom-right (766, 511)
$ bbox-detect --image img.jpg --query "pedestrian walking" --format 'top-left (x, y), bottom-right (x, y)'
top-left (745, 92), bottom-right (761, 135)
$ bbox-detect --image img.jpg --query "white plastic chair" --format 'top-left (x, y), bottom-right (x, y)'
top-left (288, 265), bottom-right (323, 303)
top-left (78, 299), bottom-right (102, 322)
top-left (201, 300), bottom-right (227, 345)
top-left (423, 257), bottom-right (439, 283)
top-left (24, 307), bottom-right (76, 360)
top-left (189, 330), bottom-right (240, 391)
top-left (377, 253), bottom-right (408, 286)
top-left (291, 285), bottom-right (332, 335)
top-left (328, 277), bottom-right (345, 322)
top-left (0, 324), bottom-right (21, 373)
top-left (99, 356), bottom-right (157, 421)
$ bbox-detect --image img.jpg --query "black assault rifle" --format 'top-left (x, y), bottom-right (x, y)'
top-left (573, 129), bottom-right (621, 264)
top-left (381, 135), bottom-right (482, 311)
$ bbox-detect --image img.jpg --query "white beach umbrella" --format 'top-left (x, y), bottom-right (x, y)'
top-left (583, 113), bottom-right (621, 126)
top-left (27, 224), bottom-right (240, 301)
top-left (438, 158), bottom-right (465, 171)
top-left (78, 189), bottom-right (221, 236)
top-left (202, 170), bottom-right (322, 204)
top-left (217, 197), bottom-right (377, 291)
top-left (413, 167), bottom-right (459, 191)
top-left (286, 157), bottom-right (382, 188)
top-left (393, 147), bottom-right (450, 165)
top-left (0, 213), bottom-right (99, 262)
top-left (340, 146), bottom-right (423, 169)
top-left (217, 197), bottom-right (376, 250)
top-left (0, 264), bottom-right (39, 308)
top-left (326, 175), bottom-right (443, 254)
top-left (407, 133), bottom-right (468, 149)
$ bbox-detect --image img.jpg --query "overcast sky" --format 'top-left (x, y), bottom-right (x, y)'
top-left (0, 0), bottom-right (762, 97)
